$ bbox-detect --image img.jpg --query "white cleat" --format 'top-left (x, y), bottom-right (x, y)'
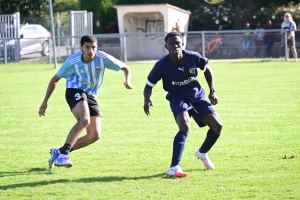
top-left (195, 150), bottom-right (215, 170)
top-left (166, 165), bottom-right (188, 178)
top-left (54, 154), bottom-right (73, 168)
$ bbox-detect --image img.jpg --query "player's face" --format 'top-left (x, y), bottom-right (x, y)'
top-left (165, 36), bottom-right (183, 55)
top-left (80, 42), bottom-right (98, 62)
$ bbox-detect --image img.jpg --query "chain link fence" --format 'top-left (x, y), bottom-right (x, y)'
top-left (1, 29), bottom-right (299, 64)
top-left (186, 30), bottom-right (291, 59)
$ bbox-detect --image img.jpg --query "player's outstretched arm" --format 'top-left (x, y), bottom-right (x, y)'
top-left (143, 84), bottom-right (154, 116)
top-left (121, 65), bottom-right (132, 89)
top-left (38, 74), bottom-right (61, 117)
top-left (204, 65), bottom-right (218, 105)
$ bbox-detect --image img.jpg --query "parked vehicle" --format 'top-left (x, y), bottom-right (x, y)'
top-left (0, 24), bottom-right (51, 61)
top-left (19, 24), bottom-right (51, 56)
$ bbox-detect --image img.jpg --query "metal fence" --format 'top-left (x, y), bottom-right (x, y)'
top-left (1, 29), bottom-right (299, 64)
top-left (0, 13), bottom-right (20, 63)
top-left (187, 29), bottom-right (299, 60)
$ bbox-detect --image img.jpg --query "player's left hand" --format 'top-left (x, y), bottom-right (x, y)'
top-left (124, 81), bottom-right (133, 89)
top-left (143, 100), bottom-right (153, 116)
top-left (39, 102), bottom-right (48, 117)
top-left (208, 92), bottom-right (218, 105)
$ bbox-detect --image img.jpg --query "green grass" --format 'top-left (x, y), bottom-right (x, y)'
top-left (0, 60), bottom-right (299, 200)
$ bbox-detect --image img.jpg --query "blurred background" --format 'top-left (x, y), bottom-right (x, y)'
top-left (0, 0), bottom-right (299, 63)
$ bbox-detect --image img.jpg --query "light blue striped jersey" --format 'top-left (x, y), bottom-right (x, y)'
top-left (56, 50), bottom-right (123, 99)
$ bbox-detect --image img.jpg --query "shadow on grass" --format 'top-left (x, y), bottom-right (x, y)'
top-left (0, 167), bottom-right (166, 190)
top-left (0, 167), bottom-right (51, 178)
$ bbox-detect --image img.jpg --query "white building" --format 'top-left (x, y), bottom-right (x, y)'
top-left (114, 4), bottom-right (190, 60)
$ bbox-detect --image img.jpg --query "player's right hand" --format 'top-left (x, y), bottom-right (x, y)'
top-left (39, 102), bottom-right (47, 117)
top-left (208, 92), bottom-right (218, 105)
top-left (143, 100), bottom-right (153, 116)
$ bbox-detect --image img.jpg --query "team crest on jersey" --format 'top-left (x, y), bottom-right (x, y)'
top-left (189, 68), bottom-right (196, 74)
top-left (95, 66), bottom-right (101, 70)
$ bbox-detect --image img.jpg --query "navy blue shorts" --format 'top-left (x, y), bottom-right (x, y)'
top-left (169, 99), bottom-right (215, 127)
top-left (65, 88), bottom-right (101, 117)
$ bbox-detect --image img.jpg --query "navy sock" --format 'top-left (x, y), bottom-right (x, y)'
top-left (59, 143), bottom-right (72, 155)
top-left (199, 129), bottom-right (220, 153)
top-left (170, 131), bottom-right (188, 167)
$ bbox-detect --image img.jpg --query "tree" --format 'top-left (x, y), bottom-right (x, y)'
top-left (1, 0), bottom-right (300, 32)
top-left (79, 0), bottom-right (119, 33)
top-left (0, 0), bottom-right (52, 24)
top-left (189, 0), bottom-right (300, 30)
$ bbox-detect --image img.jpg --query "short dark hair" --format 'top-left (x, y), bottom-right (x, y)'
top-left (165, 31), bottom-right (183, 43)
top-left (80, 35), bottom-right (98, 46)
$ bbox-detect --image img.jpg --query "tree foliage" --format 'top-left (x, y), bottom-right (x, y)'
top-left (1, 0), bottom-right (300, 32)
top-left (80, 0), bottom-right (118, 33)
top-left (0, 0), bottom-right (51, 23)
top-left (189, 0), bottom-right (300, 30)
top-left (83, 0), bottom-right (300, 32)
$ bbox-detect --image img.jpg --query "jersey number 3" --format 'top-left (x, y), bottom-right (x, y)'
top-left (74, 93), bottom-right (81, 101)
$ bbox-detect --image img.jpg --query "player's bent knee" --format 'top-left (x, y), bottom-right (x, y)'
top-left (88, 132), bottom-right (101, 143)
top-left (180, 129), bottom-right (190, 133)
top-left (212, 121), bottom-right (223, 134)
top-left (215, 123), bottom-right (223, 135)
top-left (209, 121), bottom-right (223, 135)
top-left (179, 124), bottom-right (190, 133)
top-left (79, 118), bottom-right (90, 128)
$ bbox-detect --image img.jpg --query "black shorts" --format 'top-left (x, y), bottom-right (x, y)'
top-left (65, 88), bottom-right (101, 117)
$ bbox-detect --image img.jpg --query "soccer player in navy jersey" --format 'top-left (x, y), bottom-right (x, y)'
top-left (39, 35), bottom-right (132, 168)
top-left (143, 31), bottom-right (223, 178)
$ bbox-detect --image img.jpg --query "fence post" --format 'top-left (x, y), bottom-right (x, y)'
top-left (57, 12), bottom-right (61, 60)
top-left (284, 30), bottom-right (287, 61)
top-left (70, 11), bottom-right (74, 55)
top-left (48, 38), bottom-right (51, 64)
top-left (48, 0), bottom-right (57, 68)
top-left (201, 31), bottom-right (205, 57)
top-left (123, 34), bottom-right (127, 62)
top-left (4, 40), bottom-right (7, 64)
top-left (15, 12), bottom-right (20, 62)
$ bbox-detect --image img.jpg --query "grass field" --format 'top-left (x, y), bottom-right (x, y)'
top-left (0, 60), bottom-right (299, 200)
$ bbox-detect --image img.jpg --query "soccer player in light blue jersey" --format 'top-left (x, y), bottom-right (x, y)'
top-left (39, 35), bottom-right (132, 168)
top-left (143, 31), bottom-right (223, 178)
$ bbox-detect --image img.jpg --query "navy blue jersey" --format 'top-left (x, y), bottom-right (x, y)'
top-left (146, 50), bottom-right (209, 101)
